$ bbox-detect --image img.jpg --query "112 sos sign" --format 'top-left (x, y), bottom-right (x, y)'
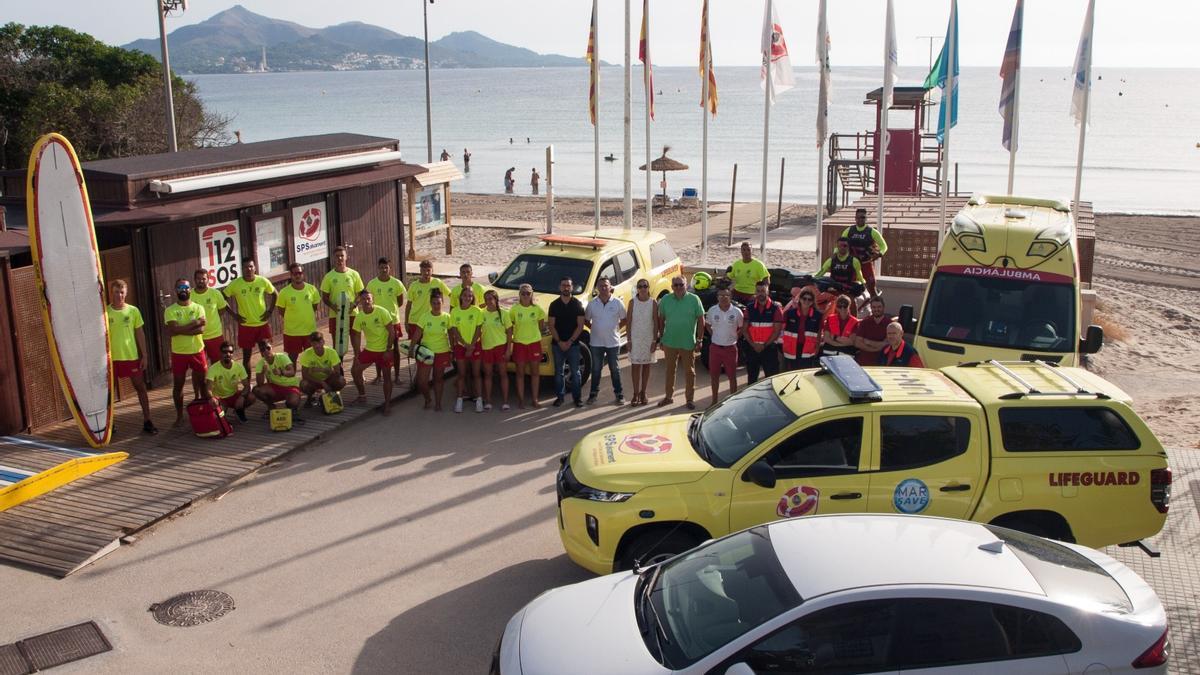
top-left (198, 221), bottom-right (242, 289)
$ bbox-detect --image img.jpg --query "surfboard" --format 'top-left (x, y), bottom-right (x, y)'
top-left (333, 290), bottom-right (351, 357)
top-left (26, 133), bottom-right (114, 448)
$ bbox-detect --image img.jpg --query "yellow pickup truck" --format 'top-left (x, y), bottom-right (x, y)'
top-left (556, 356), bottom-right (1172, 574)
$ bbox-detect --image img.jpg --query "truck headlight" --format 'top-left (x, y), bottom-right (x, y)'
top-left (1026, 240), bottom-right (1059, 257)
top-left (577, 486), bottom-right (635, 502)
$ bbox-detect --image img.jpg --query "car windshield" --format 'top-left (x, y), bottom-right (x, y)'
top-left (919, 272), bottom-right (1075, 353)
top-left (699, 379), bottom-right (797, 467)
top-left (493, 254), bottom-right (592, 294)
top-left (644, 527), bottom-right (802, 668)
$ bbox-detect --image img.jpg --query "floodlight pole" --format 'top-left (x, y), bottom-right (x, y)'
top-left (157, 0), bottom-right (180, 152)
top-left (423, 0), bottom-right (434, 163)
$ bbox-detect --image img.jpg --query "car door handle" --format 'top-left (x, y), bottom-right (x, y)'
top-left (939, 484), bottom-right (972, 492)
top-left (829, 492), bottom-right (862, 500)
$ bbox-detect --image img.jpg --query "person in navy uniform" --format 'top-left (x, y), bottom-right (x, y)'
top-left (879, 321), bottom-right (924, 367)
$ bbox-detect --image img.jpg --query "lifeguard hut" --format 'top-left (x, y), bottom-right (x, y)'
top-left (826, 86), bottom-right (943, 210)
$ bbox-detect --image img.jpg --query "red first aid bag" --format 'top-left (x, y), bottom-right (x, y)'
top-left (187, 398), bottom-right (233, 439)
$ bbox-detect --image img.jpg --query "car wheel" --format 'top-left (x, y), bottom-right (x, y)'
top-left (616, 530), bottom-right (702, 572)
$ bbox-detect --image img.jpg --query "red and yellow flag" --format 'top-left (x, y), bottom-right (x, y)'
top-left (586, 0), bottom-right (598, 125)
top-left (639, 0), bottom-right (654, 120)
top-left (699, 0), bottom-right (717, 115)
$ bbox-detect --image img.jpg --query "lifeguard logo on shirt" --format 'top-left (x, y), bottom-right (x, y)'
top-left (776, 486), bottom-right (819, 518)
top-left (618, 433), bottom-right (673, 455)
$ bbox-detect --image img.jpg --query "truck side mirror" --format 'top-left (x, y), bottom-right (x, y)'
top-left (1080, 324), bottom-right (1104, 354)
top-left (742, 460), bottom-right (777, 489)
top-left (487, 271), bottom-right (498, 283)
top-left (898, 304), bottom-right (916, 335)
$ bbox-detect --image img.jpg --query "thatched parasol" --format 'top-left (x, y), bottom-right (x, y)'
top-left (640, 146), bottom-right (689, 205)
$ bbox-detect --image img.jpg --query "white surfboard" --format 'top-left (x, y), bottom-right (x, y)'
top-left (26, 133), bottom-right (113, 448)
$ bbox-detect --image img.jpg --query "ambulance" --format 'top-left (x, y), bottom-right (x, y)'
top-left (911, 195), bottom-right (1103, 369)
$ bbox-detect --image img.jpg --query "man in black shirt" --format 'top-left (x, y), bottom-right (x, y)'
top-left (548, 276), bottom-right (586, 407)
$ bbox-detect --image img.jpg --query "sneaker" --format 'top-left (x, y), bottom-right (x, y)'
top-left (586, 394), bottom-right (598, 405)
top-left (574, 399), bottom-right (584, 408)
top-left (484, 402), bottom-right (493, 411)
top-left (501, 403), bottom-right (511, 411)
top-left (615, 395), bottom-right (625, 406)
top-left (235, 408), bottom-right (247, 422)
top-left (553, 397), bottom-right (564, 407)
top-left (142, 420), bottom-right (158, 435)
top-left (475, 398), bottom-right (485, 413)
top-left (454, 398), bottom-right (464, 413)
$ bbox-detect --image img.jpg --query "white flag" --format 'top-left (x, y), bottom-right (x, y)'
top-left (1071, 0), bottom-right (1095, 126)
top-left (761, 0), bottom-right (794, 105)
top-left (815, 0), bottom-right (831, 147)
top-left (882, 0), bottom-right (898, 115)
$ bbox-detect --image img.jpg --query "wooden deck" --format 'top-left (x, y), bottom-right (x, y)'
top-left (0, 359), bottom-right (415, 577)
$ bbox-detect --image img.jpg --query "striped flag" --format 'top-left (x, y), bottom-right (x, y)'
top-left (586, 0), bottom-right (598, 125)
top-left (815, 0), bottom-right (831, 146)
top-left (1071, 0), bottom-right (1095, 126)
top-left (699, 0), bottom-right (717, 115)
top-left (639, 0), bottom-right (654, 120)
top-left (760, 0), bottom-right (794, 105)
top-left (999, 0), bottom-right (1023, 150)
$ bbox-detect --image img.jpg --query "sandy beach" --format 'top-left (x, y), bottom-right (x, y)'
top-left (448, 192), bottom-right (1199, 449)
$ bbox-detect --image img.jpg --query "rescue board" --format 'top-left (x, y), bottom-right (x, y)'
top-left (26, 133), bottom-right (113, 448)
top-left (334, 290), bottom-right (351, 357)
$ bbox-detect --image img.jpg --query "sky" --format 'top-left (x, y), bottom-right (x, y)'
top-left (5, 0), bottom-right (1197, 69)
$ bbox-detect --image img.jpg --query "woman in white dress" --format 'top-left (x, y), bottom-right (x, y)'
top-left (626, 280), bottom-right (659, 406)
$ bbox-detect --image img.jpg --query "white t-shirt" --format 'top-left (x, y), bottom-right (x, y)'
top-left (586, 296), bottom-right (628, 348)
top-left (706, 304), bottom-right (744, 347)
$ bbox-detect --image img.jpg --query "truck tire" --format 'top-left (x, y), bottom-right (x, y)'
top-left (616, 529), bottom-right (702, 572)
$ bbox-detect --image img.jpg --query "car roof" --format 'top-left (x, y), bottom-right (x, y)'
top-left (774, 366), bottom-right (977, 415)
top-left (941, 361), bottom-right (1132, 406)
top-left (961, 194), bottom-right (1074, 235)
top-left (768, 515), bottom-right (1045, 599)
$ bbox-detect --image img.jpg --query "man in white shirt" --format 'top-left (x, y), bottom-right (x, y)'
top-left (705, 288), bottom-right (744, 402)
top-left (585, 278), bottom-right (628, 405)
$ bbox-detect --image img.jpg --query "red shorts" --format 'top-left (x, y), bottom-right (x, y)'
top-left (453, 342), bottom-right (482, 361)
top-left (264, 383), bottom-right (302, 401)
top-left (218, 394), bottom-right (242, 408)
top-left (237, 324), bottom-right (272, 351)
top-left (406, 324), bottom-right (419, 340)
top-left (113, 359), bottom-right (142, 379)
top-left (418, 351), bottom-right (453, 370)
top-left (511, 342), bottom-right (542, 364)
top-left (709, 344), bottom-right (738, 379)
top-left (481, 345), bottom-right (508, 365)
top-left (283, 334), bottom-right (309, 355)
top-left (203, 337), bottom-right (225, 362)
top-left (171, 352), bottom-right (207, 377)
top-left (359, 349), bottom-right (394, 368)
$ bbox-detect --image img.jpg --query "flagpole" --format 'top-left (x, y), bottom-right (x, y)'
top-left (593, 2), bottom-right (601, 233)
top-left (877, 0), bottom-right (893, 236)
top-left (624, 0), bottom-right (632, 229)
top-left (759, 10), bottom-right (772, 262)
top-left (700, 2), bottom-right (710, 264)
top-left (644, 0), bottom-right (653, 231)
top-left (939, 0), bottom-right (956, 246)
top-left (1006, 1), bottom-right (1023, 195)
top-left (1072, 0), bottom-right (1094, 215)
top-left (815, 0), bottom-right (828, 265)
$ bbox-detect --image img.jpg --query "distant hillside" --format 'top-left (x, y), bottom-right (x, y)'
top-left (123, 5), bottom-right (603, 73)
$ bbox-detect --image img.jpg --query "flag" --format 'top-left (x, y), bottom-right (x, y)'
top-left (586, 0), bottom-right (598, 125)
top-left (760, 0), bottom-right (794, 105)
top-left (639, 0), bottom-right (654, 120)
top-left (1071, 0), bottom-right (1095, 126)
top-left (699, 0), bottom-right (717, 115)
top-left (999, 0), bottom-right (1023, 150)
top-left (815, 0), bottom-right (831, 146)
top-left (882, 0), bottom-right (898, 116)
top-left (926, 0), bottom-right (959, 144)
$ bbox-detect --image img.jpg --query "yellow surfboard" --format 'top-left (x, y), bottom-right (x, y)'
top-left (26, 133), bottom-right (114, 448)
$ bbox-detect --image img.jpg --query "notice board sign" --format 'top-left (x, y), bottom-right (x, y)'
top-left (255, 216), bottom-right (287, 277)
top-left (415, 185), bottom-right (446, 233)
top-left (292, 201), bottom-right (329, 265)
top-left (198, 220), bottom-right (242, 289)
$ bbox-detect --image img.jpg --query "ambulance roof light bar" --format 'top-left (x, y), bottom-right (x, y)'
top-left (817, 355), bottom-right (883, 403)
top-left (539, 234), bottom-right (610, 249)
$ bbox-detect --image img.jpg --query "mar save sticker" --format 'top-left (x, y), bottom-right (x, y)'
top-left (893, 479), bottom-right (930, 514)
top-left (776, 486), bottom-right (819, 518)
top-left (619, 433), bottom-right (673, 455)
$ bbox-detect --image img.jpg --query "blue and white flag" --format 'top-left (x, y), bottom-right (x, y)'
top-left (999, 0), bottom-right (1023, 151)
top-left (924, 0), bottom-right (958, 144)
top-left (1071, 0), bottom-right (1095, 127)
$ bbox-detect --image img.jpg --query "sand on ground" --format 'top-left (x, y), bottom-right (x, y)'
top-left (445, 193), bottom-right (1198, 449)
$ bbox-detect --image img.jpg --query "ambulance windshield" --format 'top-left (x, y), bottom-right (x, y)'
top-left (919, 273), bottom-right (1075, 353)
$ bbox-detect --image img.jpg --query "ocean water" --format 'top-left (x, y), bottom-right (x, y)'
top-left (190, 66), bottom-right (1200, 215)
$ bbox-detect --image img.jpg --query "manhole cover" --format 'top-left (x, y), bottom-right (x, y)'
top-left (150, 590), bottom-right (235, 627)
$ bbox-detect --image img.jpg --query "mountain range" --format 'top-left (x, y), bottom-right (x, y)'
top-left (123, 5), bottom-right (602, 74)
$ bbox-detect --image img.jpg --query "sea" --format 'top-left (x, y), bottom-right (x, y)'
top-left (190, 66), bottom-right (1200, 215)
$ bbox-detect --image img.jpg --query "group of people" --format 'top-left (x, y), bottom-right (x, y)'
top-left (502, 167), bottom-right (540, 195)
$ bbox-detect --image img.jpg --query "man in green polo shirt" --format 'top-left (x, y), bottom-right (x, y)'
top-left (656, 275), bottom-right (705, 410)
top-left (729, 241), bottom-right (769, 304)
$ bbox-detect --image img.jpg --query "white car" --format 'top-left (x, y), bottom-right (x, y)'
top-left (493, 514), bottom-right (1169, 675)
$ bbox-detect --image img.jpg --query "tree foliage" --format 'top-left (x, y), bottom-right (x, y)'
top-left (0, 23), bottom-right (230, 169)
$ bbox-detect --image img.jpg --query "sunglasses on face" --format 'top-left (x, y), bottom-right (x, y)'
top-left (637, 284), bottom-right (649, 289)
top-left (177, 285), bottom-right (190, 291)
